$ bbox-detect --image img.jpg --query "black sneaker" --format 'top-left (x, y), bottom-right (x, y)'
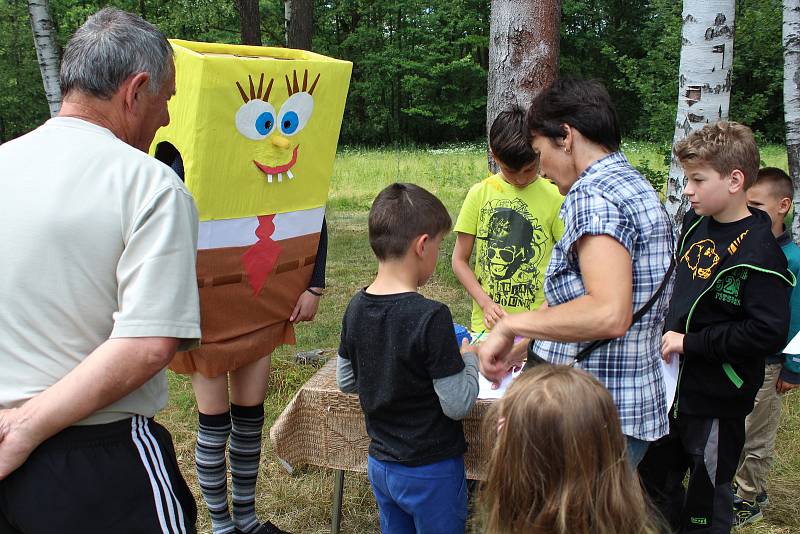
top-left (732, 481), bottom-right (769, 508)
top-left (733, 499), bottom-right (763, 529)
top-left (235, 522), bottom-right (293, 534)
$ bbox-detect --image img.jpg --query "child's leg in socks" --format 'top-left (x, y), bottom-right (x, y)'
top-left (230, 402), bottom-right (265, 534)
top-left (196, 411), bottom-right (234, 534)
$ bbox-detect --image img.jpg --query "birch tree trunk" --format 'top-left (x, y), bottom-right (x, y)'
top-left (235, 0), bottom-right (262, 46)
top-left (664, 1), bottom-right (735, 228)
top-left (487, 0), bottom-right (561, 173)
top-left (784, 0), bottom-right (800, 242)
top-left (285, 0), bottom-right (313, 50)
top-left (27, 0), bottom-right (61, 116)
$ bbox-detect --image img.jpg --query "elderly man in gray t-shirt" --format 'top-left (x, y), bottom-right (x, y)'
top-left (0, 8), bottom-right (201, 533)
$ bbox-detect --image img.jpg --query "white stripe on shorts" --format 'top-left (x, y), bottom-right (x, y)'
top-left (136, 415), bottom-right (186, 534)
top-left (138, 417), bottom-right (188, 534)
top-left (131, 416), bottom-right (171, 533)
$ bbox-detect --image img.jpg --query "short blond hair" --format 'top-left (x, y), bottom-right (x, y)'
top-left (673, 121), bottom-right (760, 189)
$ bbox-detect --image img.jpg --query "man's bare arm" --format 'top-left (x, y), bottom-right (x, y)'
top-left (0, 337), bottom-right (178, 479)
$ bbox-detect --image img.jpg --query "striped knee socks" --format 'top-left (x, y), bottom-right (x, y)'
top-left (196, 411), bottom-right (235, 534)
top-left (230, 403), bottom-right (265, 534)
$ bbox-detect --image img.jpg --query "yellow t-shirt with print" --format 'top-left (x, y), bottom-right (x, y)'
top-left (454, 174), bottom-right (564, 333)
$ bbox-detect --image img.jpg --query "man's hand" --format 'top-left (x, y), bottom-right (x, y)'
top-left (661, 331), bottom-right (685, 363)
top-left (481, 300), bottom-right (506, 329)
top-left (477, 321), bottom-right (516, 383)
top-left (777, 378), bottom-right (800, 394)
top-left (0, 407), bottom-right (43, 480)
top-left (290, 289), bottom-right (322, 323)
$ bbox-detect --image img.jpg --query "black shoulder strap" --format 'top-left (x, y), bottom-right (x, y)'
top-left (572, 256), bottom-right (676, 365)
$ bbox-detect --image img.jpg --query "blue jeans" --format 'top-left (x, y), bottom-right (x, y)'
top-left (367, 455), bottom-right (467, 534)
top-left (626, 435), bottom-right (651, 466)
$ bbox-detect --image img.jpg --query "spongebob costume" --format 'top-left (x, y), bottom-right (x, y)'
top-left (152, 40), bottom-right (351, 377)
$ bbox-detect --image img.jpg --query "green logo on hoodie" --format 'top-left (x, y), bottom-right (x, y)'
top-left (715, 267), bottom-right (748, 306)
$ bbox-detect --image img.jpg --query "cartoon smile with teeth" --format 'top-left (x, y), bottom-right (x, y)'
top-left (234, 70), bottom-right (319, 184)
top-left (150, 39), bottom-right (351, 377)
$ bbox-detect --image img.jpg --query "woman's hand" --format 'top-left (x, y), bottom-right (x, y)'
top-left (478, 320), bottom-right (516, 384)
top-left (290, 288), bottom-right (322, 323)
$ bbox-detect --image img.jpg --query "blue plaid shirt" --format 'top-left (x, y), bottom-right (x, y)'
top-left (533, 152), bottom-right (674, 441)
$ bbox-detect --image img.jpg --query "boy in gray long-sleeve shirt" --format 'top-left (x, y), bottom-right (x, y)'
top-left (336, 183), bottom-right (479, 534)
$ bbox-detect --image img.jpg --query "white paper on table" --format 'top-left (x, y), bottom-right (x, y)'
top-left (478, 368), bottom-right (523, 399)
top-left (661, 355), bottom-right (680, 409)
top-left (783, 330), bottom-right (800, 355)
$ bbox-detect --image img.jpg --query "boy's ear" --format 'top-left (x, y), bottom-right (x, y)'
top-left (728, 169), bottom-right (746, 194)
top-left (779, 196), bottom-right (792, 215)
top-left (412, 234), bottom-right (429, 258)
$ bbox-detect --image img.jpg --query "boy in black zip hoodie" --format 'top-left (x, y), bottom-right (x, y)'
top-left (639, 122), bottom-right (794, 533)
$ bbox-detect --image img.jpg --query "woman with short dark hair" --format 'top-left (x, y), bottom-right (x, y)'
top-left (478, 79), bottom-right (674, 465)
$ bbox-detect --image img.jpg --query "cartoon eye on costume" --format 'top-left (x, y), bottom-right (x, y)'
top-left (234, 73), bottom-right (277, 140)
top-left (235, 100), bottom-right (277, 140)
top-left (277, 92), bottom-right (314, 137)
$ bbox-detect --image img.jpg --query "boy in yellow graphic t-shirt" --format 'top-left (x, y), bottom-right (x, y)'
top-left (452, 106), bottom-right (564, 333)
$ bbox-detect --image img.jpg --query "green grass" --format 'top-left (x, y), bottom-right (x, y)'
top-left (161, 141), bottom-right (800, 533)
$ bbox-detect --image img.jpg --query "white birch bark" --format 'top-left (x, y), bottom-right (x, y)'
top-left (664, 1), bottom-right (735, 228)
top-left (487, 0), bottom-right (561, 173)
top-left (285, 0), bottom-right (291, 45)
top-left (784, 0), bottom-right (800, 242)
top-left (27, 0), bottom-right (61, 116)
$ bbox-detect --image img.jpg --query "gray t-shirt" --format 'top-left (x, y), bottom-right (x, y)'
top-left (0, 117), bottom-right (201, 425)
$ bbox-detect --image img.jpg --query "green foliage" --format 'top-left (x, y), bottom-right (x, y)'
top-left (0, 0), bottom-right (50, 142)
top-left (633, 159), bottom-right (668, 193)
top-left (729, 0), bottom-right (785, 142)
top-left (601, 0), bottom-right (682, 141)
top-left (0, 0), bottom-right (792, 146)
top-left (313, 0), bottom-right (489, 144)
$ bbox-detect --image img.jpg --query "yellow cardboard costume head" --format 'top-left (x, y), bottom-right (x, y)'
top-left (153, 40), bottom-right (352, 378)
top-left (152, 39), bottom-right (352, 221)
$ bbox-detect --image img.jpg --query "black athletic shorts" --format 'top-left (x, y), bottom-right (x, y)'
top-left (0, 415), bottom-right (197, 534)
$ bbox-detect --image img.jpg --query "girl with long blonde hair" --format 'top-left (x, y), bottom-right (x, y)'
top-left (481, 365), bottom-right (661, 534)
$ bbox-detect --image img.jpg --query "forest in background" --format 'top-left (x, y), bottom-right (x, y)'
top-left (0, 0), bottom-right (787, 146)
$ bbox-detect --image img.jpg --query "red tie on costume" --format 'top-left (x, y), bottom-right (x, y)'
top-left (241, 215), bottom-right (282, 295)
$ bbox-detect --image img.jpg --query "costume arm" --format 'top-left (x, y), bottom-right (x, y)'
top-left (290, 218), bottom-right (328, 322)
top-left (0, 337), bottom-right (178, 479)
top-left (309, 217), bottom-right (327, 289)
top-left (433, 352), bottom-right (479, 420)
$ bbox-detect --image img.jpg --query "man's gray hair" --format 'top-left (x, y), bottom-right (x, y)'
top-left (60, 7), bottom-right (173, 99)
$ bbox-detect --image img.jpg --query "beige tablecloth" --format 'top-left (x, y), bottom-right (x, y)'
top-left (269, 359), bottom-right (496, 480)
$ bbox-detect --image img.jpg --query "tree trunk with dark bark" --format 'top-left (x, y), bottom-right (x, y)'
top-left (486, 0), bottom-right (562, 173)
top-left (285, 0), bottom-right (313, 50)
top-left (236, 0), bottom-right (262, 46)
